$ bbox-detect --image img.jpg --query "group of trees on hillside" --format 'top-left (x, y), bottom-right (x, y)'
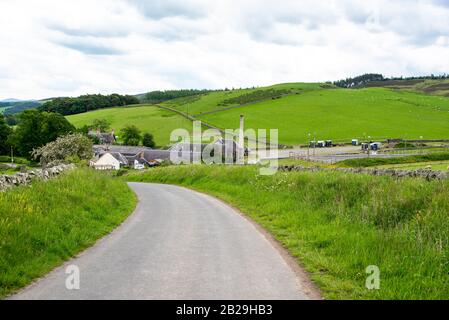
top-left (120, 125), bottom-right (155, 148)
top-left (1, 101), bottom-right (41, 115)
top-left (334, 73), bottom-right (449, 88)
top-left (39, 94), bottom-right (140, 116)
top-left (76, 118), bottom-right (156, 147)
top-left (0, 110), bottom-right (75, 159)
top-left (333, 74), bottom-right (385, 88)
top-left (143, 89), bottom-right (213, 103)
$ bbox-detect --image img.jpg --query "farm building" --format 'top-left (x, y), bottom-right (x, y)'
top-left (91, 145), bottom-right (171, 170)
top-left (90, 152), bottom-right (127, 170)
top-left (90, 137), bottom-right (244, 170)
top-left (88, 129), bottom-right (116, 145)
top-left (169, 138), bottom-right (244, 164)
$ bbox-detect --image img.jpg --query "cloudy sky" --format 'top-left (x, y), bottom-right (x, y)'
top-left (0, 0), bottom-right (449, 100)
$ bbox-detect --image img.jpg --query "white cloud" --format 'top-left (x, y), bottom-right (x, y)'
top-left (0, 0), bottom-right (448, 100)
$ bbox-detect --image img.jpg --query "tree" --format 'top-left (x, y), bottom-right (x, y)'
top-left (4, 114), bottom-right (18, 126)
top-left (142, 132), bottom-right (156, 148)
top-left (0, 114), bottom-right (12, 155)
top-left (8, 110), bottom-right (75, 158)
top-left (32, 133), bottom-right (93, 167)
top-left (39, 94), bottom-right (140, 116)
top-left (91, 118), bottom-right (111, 132)
top-left (120, 125), bottom-right (142, 146)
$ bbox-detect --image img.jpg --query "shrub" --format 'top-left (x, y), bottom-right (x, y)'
top-left (31, 133), bottom-right (93, 167)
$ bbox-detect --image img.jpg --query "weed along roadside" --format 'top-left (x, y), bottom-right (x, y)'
top-left (125, 165), bottom-right (449, 300)
top-left (0, 168), bottom-right (136, 299)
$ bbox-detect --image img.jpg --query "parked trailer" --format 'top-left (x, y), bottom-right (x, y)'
top-left (370, 142), bottom-right (382, 151)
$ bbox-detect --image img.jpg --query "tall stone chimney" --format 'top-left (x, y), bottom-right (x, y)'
top-left (239, 115), bottom-right (244, 149)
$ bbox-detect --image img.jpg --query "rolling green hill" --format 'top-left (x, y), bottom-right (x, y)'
top-left (196, 87), bottom-right (449, 145)
top-left (162, 82), bottom-right (326, 116)
top-left (66, 105), bottom-right (193, 147)
top-left (66, 83), bottom-right (449, 147)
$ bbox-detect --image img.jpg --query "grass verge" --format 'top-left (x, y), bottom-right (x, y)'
top-left (126, 165), bottom-right (449, 299)
top-left (0, 168), bottom-right (136, 298)
top-left (337, 152), bottom-right (449, 168)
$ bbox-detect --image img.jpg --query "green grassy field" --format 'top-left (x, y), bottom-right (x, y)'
top-left (0, 168), bottom-right (136, 298)
top-left (126, 165), bottom-right (449, 299)
top-left (66, 83), bottom-right (449, 147)
top-left (162, 83), bottom-right (325, 116)
top-left (197, 88), bottom-right (449, 145)
top-left (66, 105), bottom-right (194, 147)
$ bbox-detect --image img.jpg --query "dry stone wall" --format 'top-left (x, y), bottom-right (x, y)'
top-left (279, 165), bottom-right (449, 180)
top-left (0, 164), bottom-right (75, 192)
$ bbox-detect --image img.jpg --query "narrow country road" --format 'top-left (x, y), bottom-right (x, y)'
top-left (10, 183), bottom-right (316, 300)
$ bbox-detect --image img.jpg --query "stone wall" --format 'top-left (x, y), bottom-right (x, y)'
top-left (279, 165), bottom-right (449, 180)
top-left (0, 164), bottom-right (75, 192)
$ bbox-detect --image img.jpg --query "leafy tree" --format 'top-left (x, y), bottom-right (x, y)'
top-left (120, 125), bottom-right (142, 146)
top-left (91, 118), bottom-right (111, 132)
top-left (41, 112), bottom-right (76, 143)
top-left (32, 133), bottom-right (93, 167)
top-left (0, 114), bottom-right (12, 155)
top-left (4, 114), bottom-right (18, 126)
top-left (142, 132), bottom-right (156, 148)
top-left (8, 110), bottom-right (75, 158)
top-left (78, 125), bottom-right (90, 135)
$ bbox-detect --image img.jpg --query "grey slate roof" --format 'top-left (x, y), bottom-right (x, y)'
top-left (89, 131), bottom-right (116, 144)
top-left (94, 145), bottom-right (152, 156)
top-left (169, 143), bottom-right (209, 153)
top-left (108, 152), bottom-right (129, 165)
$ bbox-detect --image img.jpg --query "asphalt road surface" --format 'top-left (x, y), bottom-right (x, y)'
top-left (10, 183), bottom-right (315, 300)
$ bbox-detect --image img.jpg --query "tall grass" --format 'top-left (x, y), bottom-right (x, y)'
top-left (126, 165), bottom-right (449, 299)
top-left (0, 168), bottom-right (136, 298)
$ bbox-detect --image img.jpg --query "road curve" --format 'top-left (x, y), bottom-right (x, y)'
top-left (10, 183), bottom-right (315, 300)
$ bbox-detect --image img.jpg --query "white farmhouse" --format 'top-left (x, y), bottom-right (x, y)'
top-left (91, 152), bottom-right (128, 170)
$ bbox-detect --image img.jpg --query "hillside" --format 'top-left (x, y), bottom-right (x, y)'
top-left (0, 100), bottom-right (42, 115)
top-left (166, 84), bottom-right (449, 145)
top-left (66, 83), bottom-right (449, 147)
top-left (359, 78), bottom-right (449, 97)
top-left (66, 105), bottom-right (193, 147)
top-left (161, 82), bottom-right (326, 116)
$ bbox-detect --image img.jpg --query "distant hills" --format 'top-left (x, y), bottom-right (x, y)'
top-left (0, 98), bottom-right (23, 103)
top-left (0, 100), bottom-right (42, 115)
